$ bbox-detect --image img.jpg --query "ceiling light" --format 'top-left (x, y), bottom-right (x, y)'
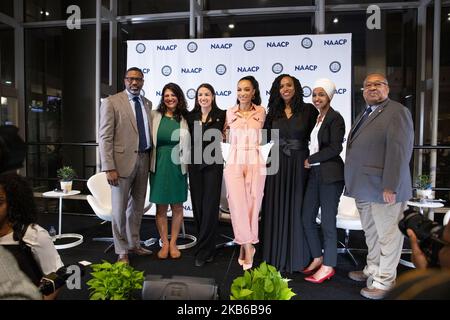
top-left (333, 17), bottom-right (339, 24)
top-left (228, 23), bottom-right (235, 29)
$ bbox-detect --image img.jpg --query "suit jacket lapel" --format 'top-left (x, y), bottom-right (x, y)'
top-left (349, 99), bottom-right (389, 142)
top-left (152, 111), bottom-right (162, 148)
top-left (317, 107), bottom-right (333, 146)
top-left (120, 90), bottom-right (138, 134)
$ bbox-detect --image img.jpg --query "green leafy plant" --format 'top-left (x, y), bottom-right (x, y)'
top-left (57, 166), bottom-right (76, 181)
top-left (415, 174), bottom-right (432, 190)
top-left (230, 261), bottom-right (296, 300)
top-left (86, 260), bottom-right (145, 300)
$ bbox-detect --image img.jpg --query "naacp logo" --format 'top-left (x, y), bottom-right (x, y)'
top-left (272, 63), bottom-right (283, 74)
top-left (186, 88), bottom-right (196, 100)
top-left (187, 42), bottom-right (198, 53)
top-left (303, 86), bottom-right (312, 98)
top-left (161, 65), bottom-right (172, 77)
top-left (329, 61), bottom-right (341, 73)
top-left (216, 64), bottom-right (227, 76)
top-left (301, 37), bottom-right (313, 49)
top-left (136, 43), bottom-right (146, 54)
top-left (243, 40), bottom-right (255, 51)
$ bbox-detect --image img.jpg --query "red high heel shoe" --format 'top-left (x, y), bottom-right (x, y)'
top-left (304, 269), bottom-right (335, 284)
top-left (300, 264), bottom-right (322, 275)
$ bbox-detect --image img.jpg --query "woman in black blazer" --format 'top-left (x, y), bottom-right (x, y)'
top-left (301, 78), bottom-right (345, 283)
top-left (186, 83), bottom-right (226, 267)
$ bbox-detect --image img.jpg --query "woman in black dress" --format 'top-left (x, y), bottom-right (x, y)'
top-left (186, 83), bottom-right (226, 267)
top-left (262, 74), bottom-right (318, 273)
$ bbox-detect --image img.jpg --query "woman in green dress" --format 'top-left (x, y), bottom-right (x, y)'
top-left (150, 83), bottom-right (190, 259)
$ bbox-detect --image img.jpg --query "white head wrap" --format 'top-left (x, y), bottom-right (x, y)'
top-left (313, 78), bottom-right (336, 101)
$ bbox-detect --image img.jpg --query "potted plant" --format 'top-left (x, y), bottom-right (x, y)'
top-left (87, 260), bottom-right (145, 300)
top-left (415, 174), bottom-right (433, 199)
top-left (57, 166), bottom-right (76, 193)
top-left (230, 261), bottom-right (296, 300)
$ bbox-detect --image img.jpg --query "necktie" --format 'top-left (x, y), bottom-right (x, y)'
top-left (351, 106), bottom-right (372, 138)
top-left (133, 96), bottom-right (147, 152)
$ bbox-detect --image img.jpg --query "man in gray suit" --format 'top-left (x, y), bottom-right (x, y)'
top-left (99, 67), bottom-right (152, 263)
top-left (344, 73), bottom-right (414, 299)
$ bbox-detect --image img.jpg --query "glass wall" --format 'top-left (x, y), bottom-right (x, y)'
top-left (24, 0), bottom-right (96, 22)
top-left (0, 0), bottom-right (14, 17)
top-left (204, 0), bottom-right (313, 10)
top-left (0, 25), bottom-right (15, 87)
top-left (0, 24), bottom-right (17, 127)
top-left (203, 13), bottom-right (313, 38)
top-left (25, 26), bottom-right (98, 193)
top-left (436, 5), bottom-right (450, 200)
top-left (118, 0), bottom-right (189, 16)
top-left (325, 9), bottom-right (417, 119)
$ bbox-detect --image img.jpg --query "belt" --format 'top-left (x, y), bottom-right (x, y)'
top-left (278, 139), bottom-right (307, 156)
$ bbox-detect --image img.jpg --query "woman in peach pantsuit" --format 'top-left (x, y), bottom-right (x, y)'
top-left (224, 75), bottom-right (266, 271)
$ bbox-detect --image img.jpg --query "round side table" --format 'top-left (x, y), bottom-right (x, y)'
top-left (43, 190), bottom-right (83, 249)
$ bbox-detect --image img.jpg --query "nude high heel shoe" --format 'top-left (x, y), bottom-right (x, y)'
top-left (243, 246), bottom-right (256, 271)
top-left (238, 246), bottom-right (245, 266)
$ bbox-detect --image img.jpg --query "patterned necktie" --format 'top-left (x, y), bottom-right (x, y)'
top-left (133, 96), bottom-right (147, 152)
top-left (351, 106), bottom-right (372, 138)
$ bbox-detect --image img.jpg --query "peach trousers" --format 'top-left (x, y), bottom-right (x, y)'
top-left (224, 149), bottom-right (266, 245)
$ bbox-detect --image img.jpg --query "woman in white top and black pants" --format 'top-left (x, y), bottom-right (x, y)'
top-left (301, 79), bottom-right (345, 283)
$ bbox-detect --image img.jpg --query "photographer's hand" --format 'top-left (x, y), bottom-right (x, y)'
top-left (407, 228), bottom-right (429, 269)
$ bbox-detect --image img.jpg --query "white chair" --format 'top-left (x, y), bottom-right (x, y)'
top-left (336, 195), bottom-right (364, 266)
top-left (86, 172), bottom-right (156, 253)
top-left (444, 210), bottom-right (450, 226)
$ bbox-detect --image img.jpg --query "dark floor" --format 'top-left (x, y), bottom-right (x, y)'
top-left (34, 205), bottom-right (415, 301)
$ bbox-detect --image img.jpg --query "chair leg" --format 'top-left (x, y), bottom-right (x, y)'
top-left (215, 233), bottom-right (238, 249)
top-left (93, 237), bottom-right (115, 253)
top-left (104, 242), bottom-right (114, 254)
top-left (337, 229), bottom-right (359, 266)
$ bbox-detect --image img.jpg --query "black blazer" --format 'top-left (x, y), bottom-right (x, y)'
top-left (186, 107), bottom-right (226, 169)
top-left (308, 107), bottom-right (345, 184)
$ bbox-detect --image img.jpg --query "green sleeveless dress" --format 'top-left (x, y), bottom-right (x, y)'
top-left (150, 115), bottom-right (188, 204)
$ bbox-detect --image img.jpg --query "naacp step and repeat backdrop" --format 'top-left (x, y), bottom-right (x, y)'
top-left (128, 33), bottom-right (352, 215)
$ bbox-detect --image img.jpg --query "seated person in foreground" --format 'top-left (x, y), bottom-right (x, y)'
top-left (0, 173), bottom-right (64, 300)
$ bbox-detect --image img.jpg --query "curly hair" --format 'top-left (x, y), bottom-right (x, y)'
top-left (266, 74), bottom-right (305, 125)
top-left (236, 75), bottom-right (262, 106)
top-left (157, 82), bottom-right (188, 122)
top-left (0, 173), bottom-right (37, 247)
top-left (192, 83), bottom-right (220, 112)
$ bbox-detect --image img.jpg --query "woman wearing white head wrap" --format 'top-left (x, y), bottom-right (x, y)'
top-left (301, 78), bottom-right (346, 283)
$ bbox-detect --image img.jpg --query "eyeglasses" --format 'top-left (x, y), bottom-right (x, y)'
top-left (125, 77), bottom-right (144, 82)
top-left (363, 82), bottom-right (387, 89)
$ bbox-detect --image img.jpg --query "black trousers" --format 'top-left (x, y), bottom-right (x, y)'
top-left (302, 166), bottom-right (344, 267)
top-left (188, 164), bottom-right (223, 260)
